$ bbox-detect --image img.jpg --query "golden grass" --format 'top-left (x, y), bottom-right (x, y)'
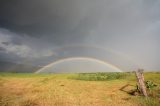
top-left (0, 73), bottom-right (160, 106)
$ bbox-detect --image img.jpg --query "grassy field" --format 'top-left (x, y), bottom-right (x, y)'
top-left (0, 72), bottom-right (160, 106)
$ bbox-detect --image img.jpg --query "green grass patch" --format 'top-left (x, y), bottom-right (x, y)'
top-left (70, 72), bottom-right (132, 81)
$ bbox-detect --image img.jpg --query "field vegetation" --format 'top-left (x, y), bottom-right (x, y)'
top-left (0, 72), bottom-right (160, 106)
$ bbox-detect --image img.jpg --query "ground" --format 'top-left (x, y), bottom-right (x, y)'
top-left (0, 72), bottom-right (160, 106)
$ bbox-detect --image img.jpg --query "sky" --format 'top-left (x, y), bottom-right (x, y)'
top-left (0, 0), bottom-right (160, 72)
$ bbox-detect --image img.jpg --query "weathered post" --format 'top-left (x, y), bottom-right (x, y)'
top-left (135, 69), bottom-right (147, 97)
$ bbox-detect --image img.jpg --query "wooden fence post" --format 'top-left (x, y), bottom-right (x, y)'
top-left (135, 69), bottom-right (147, 97)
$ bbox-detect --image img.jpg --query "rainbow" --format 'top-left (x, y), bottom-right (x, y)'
top-left (51, 44), bottom-right (140, 68)
top-left (35, 57), bottom-right (123, 73)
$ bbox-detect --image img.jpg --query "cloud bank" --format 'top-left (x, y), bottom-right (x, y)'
top-left (0, 0), bottom-right (160, 71)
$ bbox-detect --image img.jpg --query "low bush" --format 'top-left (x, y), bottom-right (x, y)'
top-left (71, 72), bottom-right (130, 81)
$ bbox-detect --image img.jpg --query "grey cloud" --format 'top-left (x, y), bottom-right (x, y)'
top-left (0, 0), bottom-right (159, 43)
top-left (0, 28), bottom-right (55, 59)
top-left (0, 46), bottom-right (6, 52)
top-left (1, 42), bottom-right (10, 46)
top-left (0, 0), bottom-right (160, 71)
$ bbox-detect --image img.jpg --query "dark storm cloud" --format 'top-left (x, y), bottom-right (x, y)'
top-left (0, 0), bottom-right (159, 43)
top-left (0, 46), bottom-right (6, 52)
top-left (1, 42), bottom-right (10, 46)
top-left (0, 0), bottom-right (160, 71)
top-left (0, 28), bottom-right (56, 60)
top-left (0, 0), bottom-right (105, 45)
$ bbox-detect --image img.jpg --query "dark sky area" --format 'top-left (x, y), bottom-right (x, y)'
top-left (0, 0), bottom-right (160, 72)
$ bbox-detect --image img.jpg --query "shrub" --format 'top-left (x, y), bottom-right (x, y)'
top-left (72, 72), bottom-right (129, 81)
top-left (145, 80), bottom-right (157, 89)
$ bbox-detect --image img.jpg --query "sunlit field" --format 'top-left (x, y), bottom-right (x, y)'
top-left (0, 72), bottom-right (160, 106)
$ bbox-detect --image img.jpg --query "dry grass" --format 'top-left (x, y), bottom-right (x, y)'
top-left (0, 72), bottom-right (160, 106)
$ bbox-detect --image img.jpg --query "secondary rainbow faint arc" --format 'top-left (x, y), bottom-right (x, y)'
top-left (35, 57), bottom-right (123, 73)
top-left (51, 44), bottom-right (140, 68)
